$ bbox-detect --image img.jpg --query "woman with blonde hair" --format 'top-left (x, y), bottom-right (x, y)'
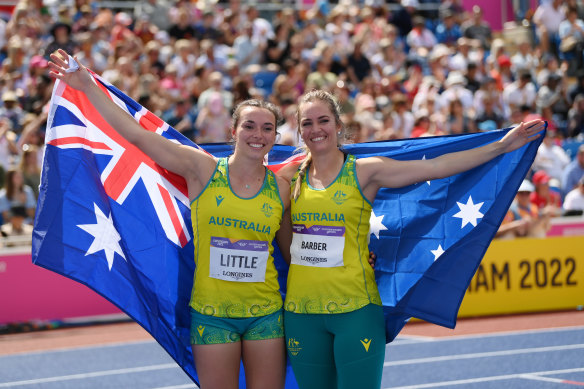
top-left (278, 89), bottom-right (544, 389)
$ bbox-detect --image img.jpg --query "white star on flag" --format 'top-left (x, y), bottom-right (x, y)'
top-left (369, 210), bottom-right (388, 241)
top-left (431, 244), bottom-right (445, 261)
top-left (78, 203), bottom-right (126, 270)
top-left (453, 195), bottom-right (484, 228)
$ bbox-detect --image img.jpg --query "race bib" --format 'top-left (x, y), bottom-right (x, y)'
top-left (209, 237), bottom-right (269, 282)
top-left (290, 224), bottom-right (345, 267)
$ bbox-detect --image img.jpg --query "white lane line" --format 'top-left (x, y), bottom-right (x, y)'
top-left (151, 385), bottom-right (199, 389)
top-left (393, 325), bottom-right (584, 344)
top-left (520, 374), bottom-right (571, 384)
top-left (384, 367), bottom-right (584, 388)
top-left (384, 343), bottom-right (584, 366)
top-left (0, 363), bottom-right (177, 387)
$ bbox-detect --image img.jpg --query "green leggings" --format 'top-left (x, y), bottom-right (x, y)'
top-left (284, 304), bottom-right (386, 389)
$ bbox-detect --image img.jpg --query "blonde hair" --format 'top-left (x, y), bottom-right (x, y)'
top-left (292, 90), bottom-right (344, 200)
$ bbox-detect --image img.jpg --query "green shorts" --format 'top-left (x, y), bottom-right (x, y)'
top-left (284, 304), bottom-right (386, 389)
top-left (190, 308), bottom-right (284, 345)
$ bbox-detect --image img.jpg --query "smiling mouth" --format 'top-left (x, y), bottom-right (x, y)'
top-left (248, 143), bottom-right (265, 148)
top-left (311, 136), bottom-right (327, 142)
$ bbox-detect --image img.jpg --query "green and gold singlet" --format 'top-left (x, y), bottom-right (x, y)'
top-left (190, 158), bottom-right (283, 318)
top-left (285, 154), bottom-right (382, 314)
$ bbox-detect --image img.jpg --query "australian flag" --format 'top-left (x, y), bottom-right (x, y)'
top-left (32, 72), bottom-right (542, 387)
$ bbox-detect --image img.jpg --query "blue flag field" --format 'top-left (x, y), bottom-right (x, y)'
top-left (32, 73), bottom-right (543, 387)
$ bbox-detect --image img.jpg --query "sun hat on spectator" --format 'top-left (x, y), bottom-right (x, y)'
top-left (2, 91), bottom-right (17, 103)
top-left (50, 22), bottom-right (72, 37)
top-left (30, 55), bottom-right (48, 69)
top-left (401, 0), bottom-right (420, 8)
top-left (518, 180), bottom-right (535, 193)
top-left (445, 71), bottom-right (465, 88)
top-left (114, 12), bottom-right (132, 26)
top-left (497, 55), bottom-right (511, 68)
top-left (532, 170), bottom-right (551, 185)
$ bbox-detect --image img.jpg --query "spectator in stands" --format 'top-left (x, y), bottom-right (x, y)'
top-left (134, 0), bottom-right (172, 32)
top-left (346, 38), bottom-right (372, 89)
top-left (533, 130), bottom-right (571, 181)
top-left (511, 40), bottom-right (539, 77)
top-left (476, 96), bottom-right (505, 132)
top-left (536, 54), bottom-right (564, 88)
top-left (567, 94), bottom-right (584, 138)
top-left (0, 168), bottom-right (36, 223)
top-left (195, 91), bottom-right (231, 143)
top-left (391, 0), bottom-right (418, 37)
top-left (0, 118), bottom-right (18, 171)
top-left (445, 99), bottom-right (475, 134)
top-left (536, 73), bottom-right (570, 126)
top-left (497, 179), bottom-right (548, 238)
top-left (569, 70), bottom-right (584, 102)
top-left (197, 71), bottom-right (233, 114)
top-left (163, 99), bottom-right (197, 141)
top-left (18, 144), bottom-right (41, 200)
top-left (43, 22), bottom-right (78, 60)
top-left (406, 16), bottom-right (437, 51)
top-left (439, 71), bottom-right (474, 113)
top-left (0, 205), bottom-right (33, 244)
top-left (474, 76), bottom-right (507, 119)
top-left (461, 5), bottom-right (493, 50)
top-left (170, 39), bottom-right (197, 81)
top-left (411, 109), bottom-right (433, 137)
top-left (233, 22), bottom-right (265, 72)
top-left (558, 6), bottom-right (584, 72)
top-left (0, 91), bottom-right (24, 135)
top-left (390, 93), bottom-right (415, 139)
top-left (563, 176), bottom-right (584, 214)
top-left (194, 10), bottom-right (221, 41)
top-left (533, 0), bottom-right (566, 56)
top-left (561, 144), bottom-right (584, 197)
top-left (371, 38), bottom-right (406, 81)
top-left (110, 12), bottom-right (136, 47)
top-left (306, 58), bottom-right (338, 91)
top-left (75, 32), bottom-right (108, 74)
top-left (464, 62), bottom-right (482, 95)
top-left (325, 5), bottom-right (352, 57)
top-left (246, 4), bottom-right (274, 47)
top-left (435, 9), bottom-right (462, 47)
top-left (167, 7), bottom-right (196, 42)
top-left (491, 54), bottom-right (514, 92)
top-left (503, 69), bottom-right (536, 113)
top-left (530, 170), bottom-right (562, 214)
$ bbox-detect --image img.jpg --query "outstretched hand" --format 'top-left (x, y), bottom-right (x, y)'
top-left (48, 49), bottom-right (93, 92)
top-left (499, 119), bottom-right (546, 153)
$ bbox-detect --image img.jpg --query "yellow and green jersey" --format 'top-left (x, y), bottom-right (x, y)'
top-left (190, 157), bottom-right (283, 318)
top-left (285, 154), bottom-right (382, 314)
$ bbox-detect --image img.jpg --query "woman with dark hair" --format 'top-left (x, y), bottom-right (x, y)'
top-left (49, 49), bottom-right (291, 389)
top-left (0, 168), bottom-right (36, 223)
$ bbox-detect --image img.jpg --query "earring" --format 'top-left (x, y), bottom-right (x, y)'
top-left (337, 131), bottom-right (341, 135)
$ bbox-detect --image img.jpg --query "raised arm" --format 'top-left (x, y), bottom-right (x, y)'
top-left (358, 119), bottom-right (545, 202)
top-left (48, 50), bottom-right (216, 199)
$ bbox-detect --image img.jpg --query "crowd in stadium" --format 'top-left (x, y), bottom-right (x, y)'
top-left (0, 0), bottom-right (583, 242)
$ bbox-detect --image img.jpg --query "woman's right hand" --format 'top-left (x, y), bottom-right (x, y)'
top-left (48, 49), bottom-right (93, 93)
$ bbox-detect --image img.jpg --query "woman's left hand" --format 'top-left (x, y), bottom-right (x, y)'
top-left (499, 119), bottom-right (546, 153)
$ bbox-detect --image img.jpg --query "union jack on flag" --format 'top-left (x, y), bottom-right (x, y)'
top-left (33, 70), bottom-right (543, 388)
top-left (46, 72), bottom-right (193, 247)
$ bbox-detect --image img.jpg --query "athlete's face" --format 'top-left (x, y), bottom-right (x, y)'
top-left (298, 100), bottom-right (341, 153)
top-left (232, 106), bottom-right (277, 158)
